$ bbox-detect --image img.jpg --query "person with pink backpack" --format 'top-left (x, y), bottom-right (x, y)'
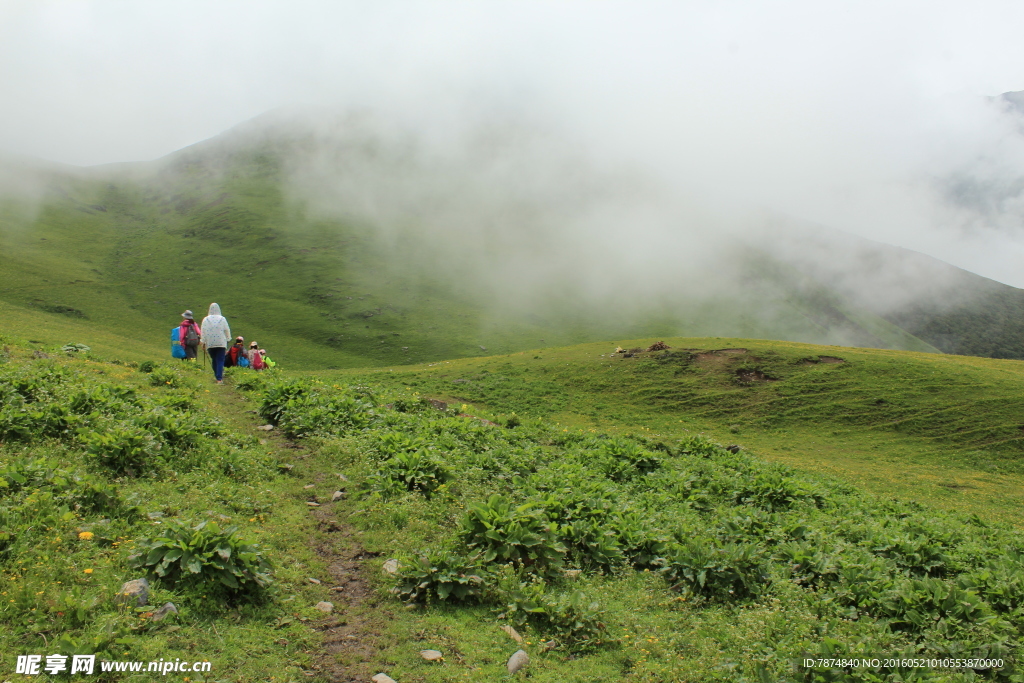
top-left (249, 341), bottom-right (267, 370)
top-left (178, 310), bottom-right (202, 360)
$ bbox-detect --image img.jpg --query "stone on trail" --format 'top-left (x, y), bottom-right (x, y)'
top-left (257, 424), bottom-right (274, 431)
top-left (151, 602), bottom-right (178, 622)
top-left (303, 484), bottom-right (316, 490)
top-left (371, 674), bottom-right (397, 683)
top-left (499, 624), bottom-right (523, 643)
top-left (308, 577), bottom-right (322, 585)
top-left (315, 601), bottom-right (334, 614)
top-left (419, 649), bottom-right (443, 662)
top-left (382, 558), bottom-right (400, 575)
top-left (116, 578), bottom-right (149, 607)
top-left (332, 490), bottom-right (345, 501)
top-left (507, 649), bottom-right (529, 674)
top-left (306, 501), bottom-right (321, 507)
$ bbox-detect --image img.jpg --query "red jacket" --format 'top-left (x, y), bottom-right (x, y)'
top-left (227, 344), bottom-right (246, 365)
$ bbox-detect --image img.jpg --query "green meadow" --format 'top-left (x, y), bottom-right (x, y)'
top-left (330, 337), bottom-right (1024, 526)
top-left (1, 324), bottom-right (1023, 681)
top-left (1, 134), bottom-right (1024, 681)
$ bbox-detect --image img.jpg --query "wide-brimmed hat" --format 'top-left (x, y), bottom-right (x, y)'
top-left (181, 310), bottom-right (194, 320)
top-left (235, 336), bottom-right (244, 342)
top-left (250, 341), bottom-right (258, 347)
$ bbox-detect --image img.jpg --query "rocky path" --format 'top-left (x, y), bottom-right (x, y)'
top-left (206, 381), bottom-right (384, 683)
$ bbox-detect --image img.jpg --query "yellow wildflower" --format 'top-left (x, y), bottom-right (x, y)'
top-left (78, 531), bottom-right (94, 541)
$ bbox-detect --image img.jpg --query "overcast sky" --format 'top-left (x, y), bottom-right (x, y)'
top-left (2, 1), bottom-right (1024, 286)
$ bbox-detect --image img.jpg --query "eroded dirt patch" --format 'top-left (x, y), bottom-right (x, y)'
top-left (800, 355), bottom-right (846, 365)
top-left (693, 348), bottom-right (750, 371)
top-left (735, 368), bottom-right (777, 383)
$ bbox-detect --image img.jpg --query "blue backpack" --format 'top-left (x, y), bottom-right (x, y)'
top-left (170, 327), bottom-right (186, 359)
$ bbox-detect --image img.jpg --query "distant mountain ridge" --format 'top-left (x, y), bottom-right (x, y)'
top-left (0, 108), bottom-right (1022, 366)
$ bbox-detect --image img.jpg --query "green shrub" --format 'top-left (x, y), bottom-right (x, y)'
top-left (374, 431), bottom-right (430, 458)
top-left (876, 577), bottom-right (995, 633)
top-left (278, 394), bottom-right (374, 438)
top-left (593, 438), bottom-right (661, 481)
top-left (461, 495), bottom-right (566, 573)
top-left (614, 510), bottom-right (670, 569)
top-left (227, 367), bottom-right (274, 391)
top-left (774, 541), bottom-right (840, 589)
top-left (392, 550), bottom-right (488, 604)
top-left (865, 530), bottom-right (950, 577)
top-left (258, 379), bottom-right (312, 424)
top-left (0, 402), bottom-right (72, 441)
top-left (258, 379), bottom-right (375, 438)
top-left (958, 555), bottom-right (1024, 615)
top-left (78, 424), bottom-right (162, 476)
top-left (559, 515), bottom-right (624, 571)
top-left (0, 457), bottom-right (125, 513)
top-left (731, 472), bottom-right (822, 511)
top-left (493, 569), bottom-right (608, 652)
top-left (130, 519), bottom-right (272, 597)
top-left (660, 541), bottom-right (769, 601)
top-left (389, 395), bottom-right (439, 414)
top-left (498, 412), bottom-right (522, 428)
top-left (148, 366), bottom-right (194, 389)
top-left (68, 385), bottom-right (138, 415)
top-left (153, 392), bottom-right (197, 412)
top-left (676, 435), bottom-right (726, 458)
top-left (369, 448), bottom-right (451, 498)
top-left (830, 557), bottom-right (897, 615)
top-left (135, 409), bottom-right (223, 452)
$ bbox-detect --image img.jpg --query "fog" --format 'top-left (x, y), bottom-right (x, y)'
top-left (3, 1), bottom-right (1024, 288)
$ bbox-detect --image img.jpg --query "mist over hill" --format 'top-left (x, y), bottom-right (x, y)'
top-left (1, 103), bottom-right (1023, 366)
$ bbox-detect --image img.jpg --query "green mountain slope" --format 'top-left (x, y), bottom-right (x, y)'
top-left (883, 281), bottom-right (1024, 359)
top-left (0, 115), bottom-right (1016, 366)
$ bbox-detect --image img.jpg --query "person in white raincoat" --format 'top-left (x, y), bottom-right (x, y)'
top-left (200, 303), bottom-right (232, 384)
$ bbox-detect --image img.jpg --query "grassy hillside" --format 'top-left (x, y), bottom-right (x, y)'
top-left (0, 124), bottom-right (969, 370)
top-left (2, 335), bottom-right (1023, 681)
top-left (884, 282), bottom-right (1024, 360)
top-left (329, 337), bottom-right (1024, 525)
top-left (229, 346), bottom-right (1024, 681)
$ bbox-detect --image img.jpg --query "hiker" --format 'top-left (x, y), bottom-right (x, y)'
top-left (249, 341), bottom-right (266, 370)
top-left (225, 336), bottom-right (247, 368)
top-left (178, 310), bottom-right (202, 361)
top-left (200, 303), bottom-right (232, 384)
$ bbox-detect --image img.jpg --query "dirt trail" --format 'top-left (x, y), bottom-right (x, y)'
top-left (308, 506), bottom-right (380, 682)
top-left (205, 380), bottom-right (382, 682)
